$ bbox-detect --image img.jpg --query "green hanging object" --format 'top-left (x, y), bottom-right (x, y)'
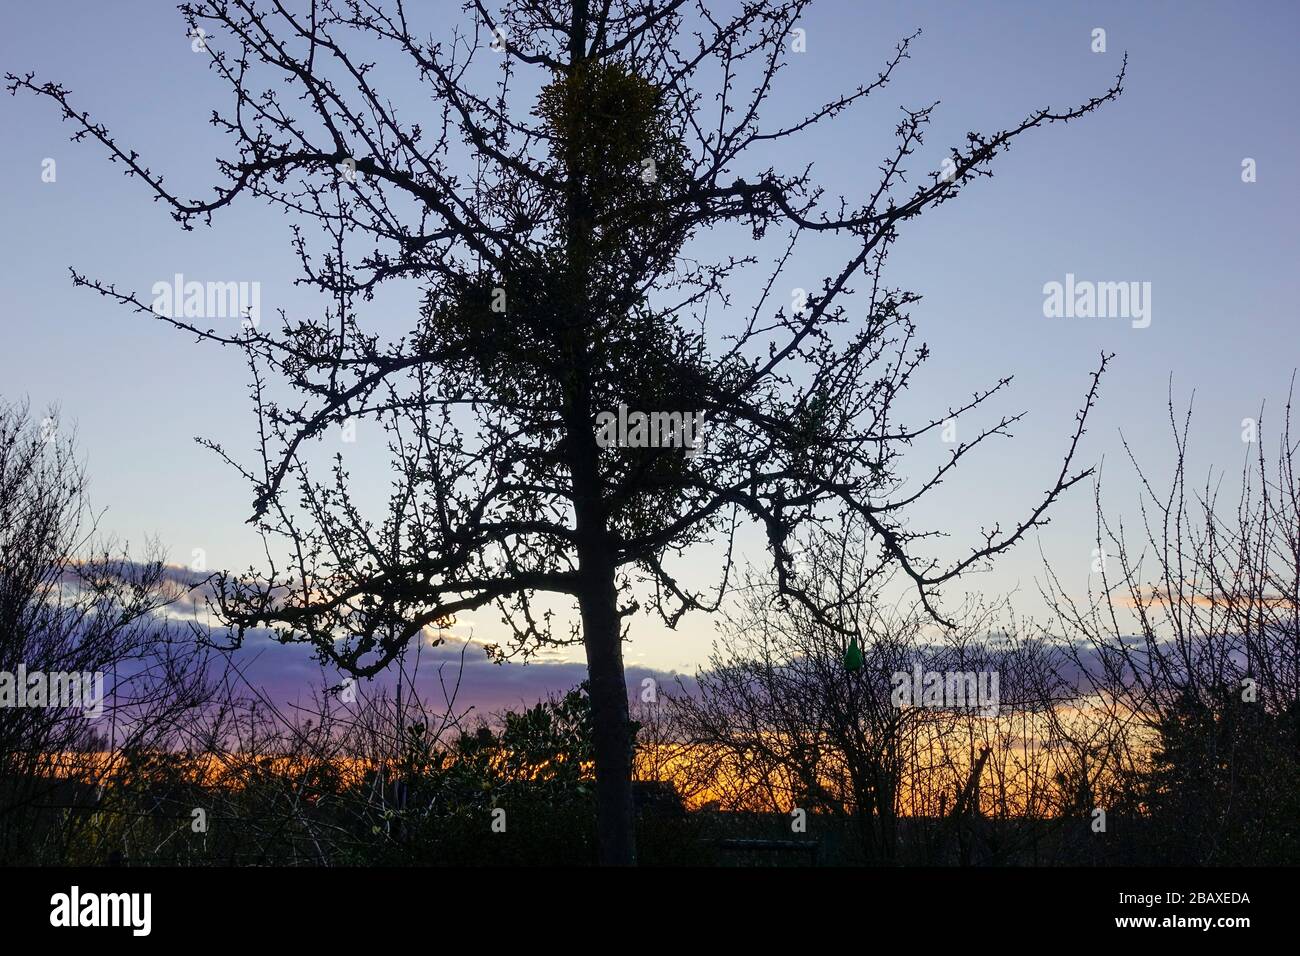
top-left (843, 636), bottom-right (863, 673)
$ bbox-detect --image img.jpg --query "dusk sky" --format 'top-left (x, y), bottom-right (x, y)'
top-left (2, 1), bottom-right (1297, 710)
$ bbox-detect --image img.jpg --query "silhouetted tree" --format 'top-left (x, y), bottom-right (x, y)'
top-left (0, 399), bottom-right (212, 863)
top-left (1042, 386), bottom-right (1300, 863)
top-left (669, 521), bottom-right (1089, 864)
top-left (9, 0), bottom-right (1122, 863)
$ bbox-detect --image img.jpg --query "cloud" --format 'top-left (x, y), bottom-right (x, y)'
top-left (56, 560), bottom-right (695, 715)
top-left (183, 617), bottom-right (687, 717)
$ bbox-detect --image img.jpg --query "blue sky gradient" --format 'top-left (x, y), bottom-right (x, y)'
top-left (2, 1), bottom-right (1297, 705)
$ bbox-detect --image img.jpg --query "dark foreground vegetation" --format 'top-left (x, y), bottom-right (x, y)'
top-left (6, 681), bottom-right (1297, 867)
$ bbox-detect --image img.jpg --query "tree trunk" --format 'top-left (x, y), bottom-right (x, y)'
top-left (565, 317), bottom-right (635, 864)
top-left (562, 0), bottom-right (635, 866)
top-left (578, 559), bottom-right (637, 866)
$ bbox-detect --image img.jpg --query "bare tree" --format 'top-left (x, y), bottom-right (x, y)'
top-left (9, 0), bottom-right (1122, 863)
top-left (668, 521), bottom-right (1088, 864)
top-left (0, 399), bottom-right (213, 863)
top-left (1041, 383), bottom-right (1300, 863)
